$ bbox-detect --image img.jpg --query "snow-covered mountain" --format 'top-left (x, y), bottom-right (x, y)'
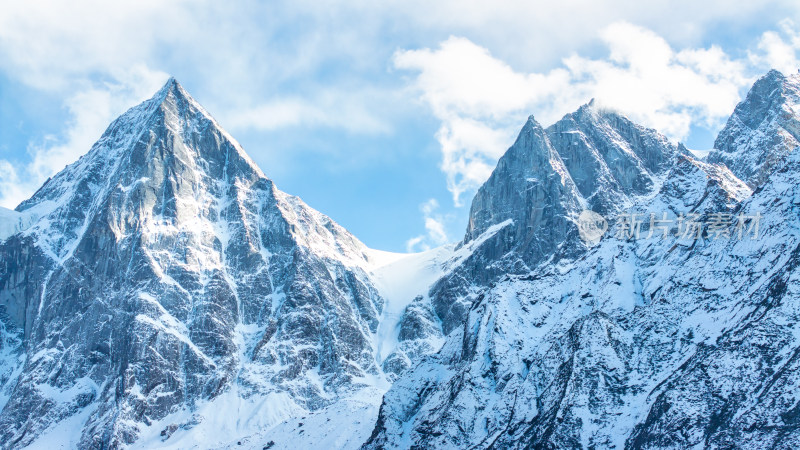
top-left (2, 70), bottom-right (800, 449)
top-left (0, 79), bottom-right (449, 449)
top-left (365, 71), bottom-right (800, 448)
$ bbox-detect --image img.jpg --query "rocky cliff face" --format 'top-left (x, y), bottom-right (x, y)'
top-left (365, 71), bottom-right (800, 449)
top-left (0, 79), bottom-right (392, 448)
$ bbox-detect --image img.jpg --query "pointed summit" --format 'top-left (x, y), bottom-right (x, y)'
top-left (427, 117), bottom-right (585, 336)
top-left (151, 76), bottom-right (200, 109)
top-left (154, 76), bottom-right (179, 98)
top-left (464, 115), bottom-right (583, 254)
top-left (17, 77), bottom-right (264, 216)
top-left (707, 69), bottom-right (800, 188)
top-left (545, 101), bottom-right (680, 214)
top-left (150, 76), bottom-right (214, 121)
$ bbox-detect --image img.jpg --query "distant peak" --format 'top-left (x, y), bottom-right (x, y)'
top-left (735, 69), bottom-right (800, 114)
top-left (585, 99), bottom-right (628, 121)
top-left (570, 99), bottom-right (606, 123)
top-left (578, 98), bottom-right (617, 117)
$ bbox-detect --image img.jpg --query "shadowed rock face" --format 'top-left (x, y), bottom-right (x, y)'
top-left (0, 79), bottom-right (386, 448)
top-left (464, 116), bottom-right (583, 246)
top-left (425, 117), bottom-right (585, 337)
top-left (365, 71), bottom-right (800, 449)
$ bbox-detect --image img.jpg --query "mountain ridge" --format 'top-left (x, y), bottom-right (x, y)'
top-left (2, 70), bottom-right (799, 449)
top-left (364, 70), bottom-right (800, 449)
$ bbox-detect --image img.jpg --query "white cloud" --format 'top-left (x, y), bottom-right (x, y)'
top-left (0, 1), bottom-right (396, 135)
top-left (0, 1), bottom-right (187, 90)
top-left (0, 161), bottom-right (27, 210)
top-left (0, 0), bottom-right (397, 207)
top-left (394, 37), bottom-right (571, 205)
top-left (394, 37), bottom-right (570, 120)
top-left (752, 19), bottom-right (800, 74)
top-left (376, 0), bottom-right (797, 72)
top-left (565, 22), bottom-right (750, 135)
top-left (435, 117), bottom-right (517, 205)
top-left (405, 199), bottom-right (451, 252)
top-left (395, 21), bottom-right (800, 206)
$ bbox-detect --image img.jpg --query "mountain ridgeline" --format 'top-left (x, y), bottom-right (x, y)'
top-left (1, 70), bottom-right (800, 449)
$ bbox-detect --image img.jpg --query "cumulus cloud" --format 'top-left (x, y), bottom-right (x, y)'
top-left (394, 38), bottom-right (570, 204)
top-left (406, 199), bottom-right (451, 252)
top-left (752, 19), bottom-right (800, 74)
top-left (0, 1), bottom-right (188, 91)
top-left (395, 21), bottom-right (800, 206)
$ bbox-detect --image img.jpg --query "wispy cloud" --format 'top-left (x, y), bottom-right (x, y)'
top-left (406, 199), bottom-right (451, 252)
top-left (752, 19), bottom-right (800, 74)
top-left (223, 89), bottom-right (393, 135)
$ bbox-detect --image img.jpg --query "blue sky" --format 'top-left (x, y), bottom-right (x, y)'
top-left (1, 1), bottom-right (800, 252)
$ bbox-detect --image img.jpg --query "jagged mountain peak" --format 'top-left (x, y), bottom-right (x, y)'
top-left (465, 102), bottom-right (681, 247)
top-left (423, 104), bottom-right (683, 359)
top-left (465, 114), bottom-right (581, 243)
top-left (17, 76), bottom-right (262, 212)
top-left (544, 100), bottom-right (679, 217)
top-left (157, 76), bottom-right (181, 96)
top-left (708, 69), bottom-right (800, 188)
top-left (571, 97), bottom-right (625, 121)
top-left (10, 77), bottom-right (279, 268)
top-left (141, 76), bottom-right (265, 178)
top-left (424, 114), bottom-right (585, 337)
top-left (722, 69), bottom-right (800, 132)
top-left (521, 114), bottom-right (542, 132)
top-left (146, 77), bottom-right (212, 125)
